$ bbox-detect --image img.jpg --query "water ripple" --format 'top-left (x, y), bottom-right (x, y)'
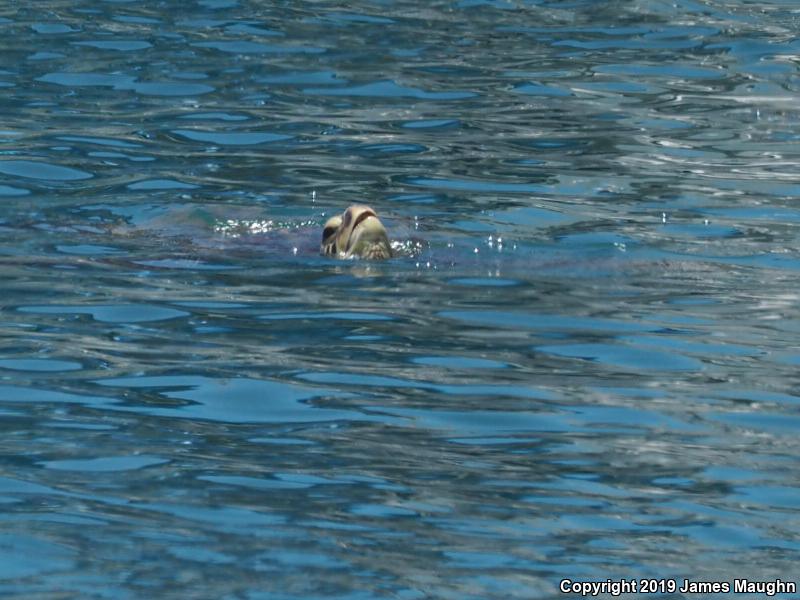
top-left (18, 304), bottom-right (189, 323)
top-left (0, 160), bottom-right (93, 181)
top-left (1, 0), bottom-right (799, 596)
top-left (172, 130), bottom-right (292, 145)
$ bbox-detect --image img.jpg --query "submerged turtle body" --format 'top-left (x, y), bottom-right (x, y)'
top-left (79, 203), bottom-right (397, 263)
top-left (320, 205), bottom-right (392, 260)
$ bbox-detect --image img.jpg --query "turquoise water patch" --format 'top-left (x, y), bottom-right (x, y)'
top-left (706, 38), bottom-right (800, 61)
top-left (702, 177), bottom-right (800, 198)
top-left (37, 72), bottom-right (137, 87)
top-left (37, 72), bottom-right (214, 96)
top-left (127, 179), bottom-right (199, 190)
top-left (0, 160), bottom-right (92, 181)
top-left (255, 549), bottom-right (349, 569)
top-left (386, 192), bottom-right (440, 204)
top-left (172, 130), bottom-right (292, 145)
top-left (0, 534), bottom-right (75, 580)
top-left (57, 135), bottom-right (143, 148)
top-left (194, 41), bottom-right (323, 54)
top-left (0, 385), bottom-right (115, 407)
top-left (514, 82), bottom-right (571, 96)
top-left (199, 475), bottom-right (310, 491)
top-left (441, 310), bottom-right (653, 332)
top-left (298, 371), bottom-right (554, 400)
top-left (202, 471), bottom-right (390, 491)
top-left (672, 522), bottom-right (773, 550)
top-left (490, 205), bottom-right (573, 227)
top-left (554, 37), bottom-right (701, 51)
top-left (28, 51), bottom-right (66, 60)
top-left (133, 258), bottom-right (239, 270)
top-left (660, 222), bottom-right (740, 238)
top-left (574, 404), bottom-right (704, 433)
top-left (174, 301), bottom-right (248, 309)
top-left (777, 353), bottom-right (800, 366)
top-left (40, 455), bottom-right (168, 472)
top-left (172, 71), bottom-right (211, 80)
top-left (303, 80), bottom-right (476, 100)
top-left (632, 116), bottom-right (693, 130)
top-left (259, 311), bottom-right (393, 321)
top-left (349, 504), bottom-right (416, 518)
top-left (95, 375), bottom-right (372, 424)
top-left (448, 277), bottom-right (521, 287)
top-left (621, 334), bottom-right (760, 358)
top-left (0, 184), bottom-right (29, 195)
top-left (114, 15), bottom-right (161, 24)
top-left (401, 119), bottom-right (459, 129)
top-left (536, 342), bottom-right (702, 371)
top-left (358, 143), bottom-right (426, 154)
top-left (167, 546), bottom-right (236, 565)
top-left (325, 12), bottom-right (395, 24)
top-left (712, 389), bottom-right (800, 406)
top-left (709, 411), bottom-right (800, 435)
top-left (554, 230), bottom-right (635, 247)
top-left (73, 40), bottom-right (152, 51)
top-left (595, 64), bottom-right (723, 79)
top-left (413, 355), bottom-right (506, 370)
top-left (131, 82), bottom-right (215, 96)
top-left (702, 206), bottom-right (800, 223)
top-left (576, 80), bottom-right (659, 94)
top-left (704, 466), bottom-right (763, 482)
top-left (31, 23), bottom-right (76, 34)
top-left (0, 358), bottom-right (82, 372)
top-left (258, 70), bottom-right (344, 85)
top-left (0, 476), bottom-right (62, 496)
top-left (380, 406), bottom-right (574, 435)
top-left (88, 151), bottom-right (153, 162)
top-left (225, 23), bottom-right (283, 37)
top-left (732, 485), bottom-right (800, 510)
top-left (445, 550), bottom-right (525, 569)
top-left (19, 304), bottom-right (189, 323)
top-left (407, 177), bottom-right (547, 193)
top-left (135, 502), bottom-right (285, 530)
top-left (178, 111), bottom-right (249, 121)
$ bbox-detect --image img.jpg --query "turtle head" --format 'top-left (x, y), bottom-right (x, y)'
top-left (321, 205), bottom-right (392, 260)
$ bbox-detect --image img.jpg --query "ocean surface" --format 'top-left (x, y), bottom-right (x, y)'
top-left (1, 1), bottom-right (799, 598)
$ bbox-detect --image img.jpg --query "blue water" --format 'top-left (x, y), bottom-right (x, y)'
top-left (1, 1), bottom-right (800, 598)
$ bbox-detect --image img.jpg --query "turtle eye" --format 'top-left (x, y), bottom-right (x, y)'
top-left (322, 225), bottom-right (337, 242)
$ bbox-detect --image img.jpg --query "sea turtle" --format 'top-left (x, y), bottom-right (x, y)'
top-left (320, 205), bottom-right (392, 260)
